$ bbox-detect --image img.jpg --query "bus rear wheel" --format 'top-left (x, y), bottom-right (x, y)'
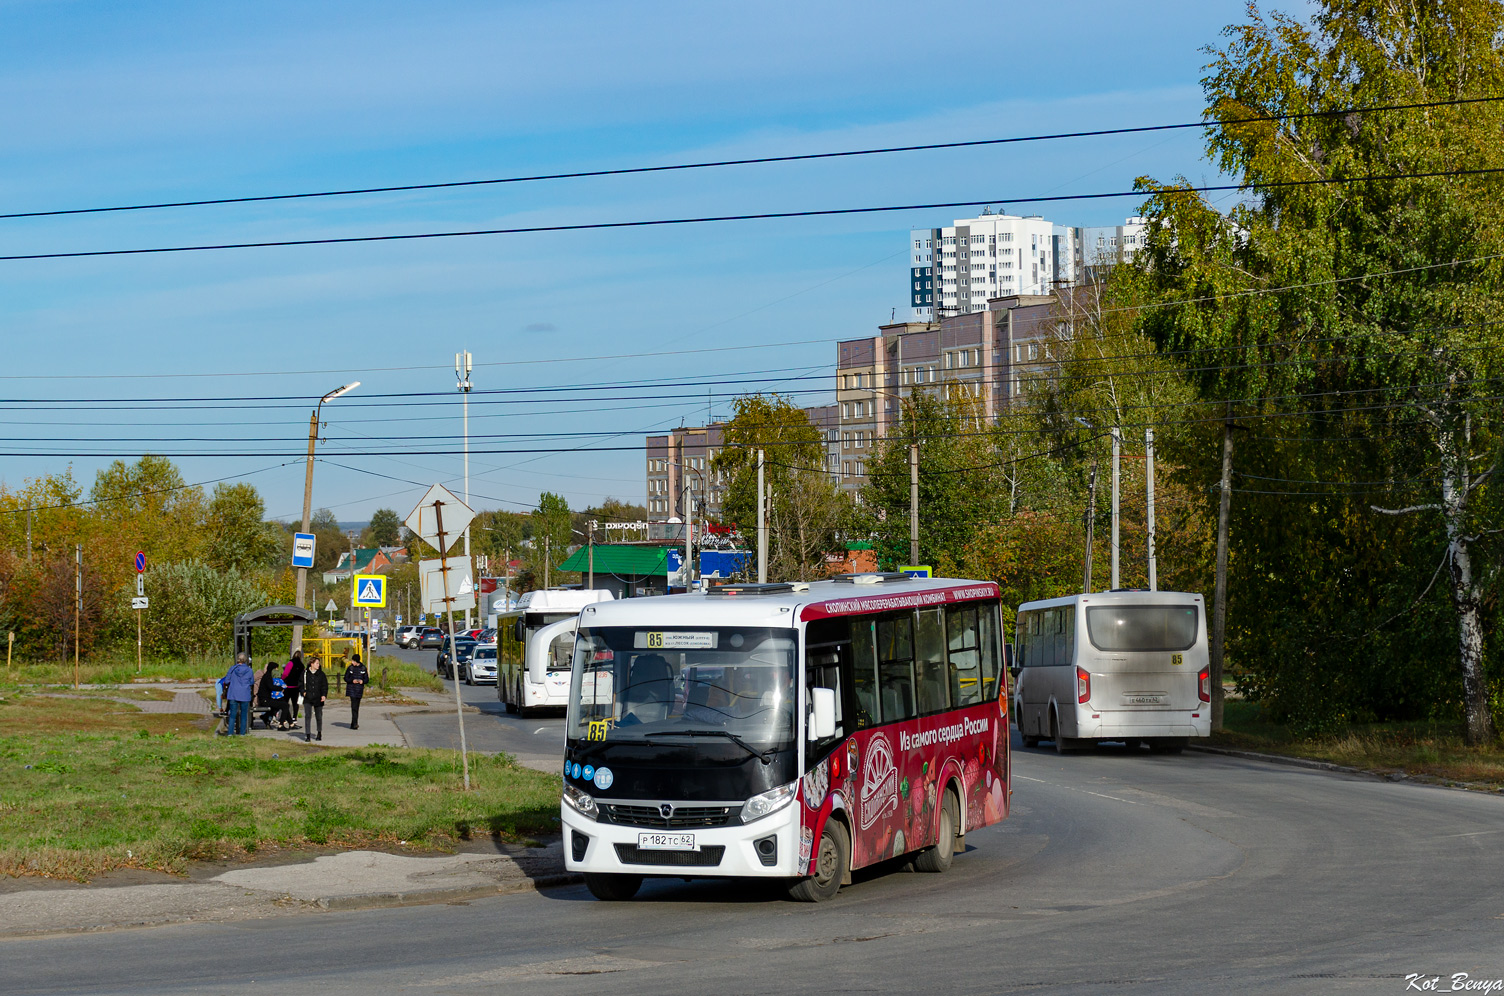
top-left (584, 873), bottom-right (642, 901)
top-left (787, 819), bottom-right (849, 903)
top-left (914, 789), bottom-right (959, 873)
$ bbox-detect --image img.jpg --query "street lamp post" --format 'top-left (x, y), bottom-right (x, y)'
top-left (292, 381), bottom-right (360, 653)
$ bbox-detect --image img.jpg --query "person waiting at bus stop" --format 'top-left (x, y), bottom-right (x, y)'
top-left (219, 653), bottom-right (255, 735)
top-left (283, 650), bottom-right (304, 724)
top-left (344, 653), bottom-right (368, 731)
top-left (303, 656), bottom-right (328, 742)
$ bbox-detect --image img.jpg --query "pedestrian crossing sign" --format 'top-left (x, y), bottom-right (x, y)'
top-left (352, 573), bottom-right (387, 607)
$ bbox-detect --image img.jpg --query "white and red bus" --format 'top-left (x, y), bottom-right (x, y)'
top-left (561, 574), bottom-right (1010, 901)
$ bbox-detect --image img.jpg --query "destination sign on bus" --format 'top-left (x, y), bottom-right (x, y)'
top-left (634, 631), bottom-right (718, 650)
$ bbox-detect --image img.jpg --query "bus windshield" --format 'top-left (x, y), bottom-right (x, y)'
top-left (567, 626), bottom-right (796, 746)
top-left (1085, 604), bottom-right (1199, 652)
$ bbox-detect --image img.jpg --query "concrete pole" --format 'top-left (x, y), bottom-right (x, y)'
top-left (756, 449), bottom-right (767, 583)
top-left (588, 520), bottom-right (595, 591)
top-left (293, 408), bottom-right (318, 652)
top-left (684, 489), bottom-right (693, 592)
top-left (1083, 462), bottom-right (1097, 594)
top-left (1145, 427), bottom-right (1158, 591)
top-left (544, 535), bottom-right (550, 590)
top-left (1211, 407), bottom-right (1234, 731)
top-left (909, 444), bottom-right (919, 566)
top-left (1110, 427), bottom-right (1121, 590)
top-left (457, 351), bottom-right (473, 629)
top-left (74, 544), bottom-right (81, 689)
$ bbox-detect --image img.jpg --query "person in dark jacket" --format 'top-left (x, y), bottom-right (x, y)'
top-left (283, 650), bottom-right (304, 723)
top-left (220, 653), bottom-right (255, 735)
top-left (344, 653), bottom-right (369, 731)
top-left (255, 661), bottom-right (279, 729)
top-left (303, 656), bottom-right (328, 742)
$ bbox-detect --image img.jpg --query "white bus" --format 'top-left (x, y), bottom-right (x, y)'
top-left (561, 575), bottom-right (1010, 902)
top-left (496, 588), bottom-right (614, 715)
top-left (1011, 590), bottom-right (1210, 753)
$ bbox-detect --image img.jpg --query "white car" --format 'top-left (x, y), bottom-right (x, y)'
top-left (464, 644), bottom-right (498, 685)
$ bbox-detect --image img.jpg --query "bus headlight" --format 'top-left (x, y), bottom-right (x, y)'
top-left (562, 781), bottom-right (598, 821)
top-left (740, 781), bottom-right (797, 823)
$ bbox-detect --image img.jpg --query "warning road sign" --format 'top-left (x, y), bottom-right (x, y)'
top-left (352, 573), bottom-right (387, 607)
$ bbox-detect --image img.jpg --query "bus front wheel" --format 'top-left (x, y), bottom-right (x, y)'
top-left (914, 789), bottom-right (959, 873)
top-left (787, 818), bottom-right (849, 903)
top-left (584, 873), bottom-right (642, 901)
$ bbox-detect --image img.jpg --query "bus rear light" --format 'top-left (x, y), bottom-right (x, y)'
top-left (1198, 667), bottom-right (1211, 703)
top-left (1076, 666), bottom-right (1091, 704)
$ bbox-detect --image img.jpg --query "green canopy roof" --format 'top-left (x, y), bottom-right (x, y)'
top-left (557, 544), bottom-right (673, 576)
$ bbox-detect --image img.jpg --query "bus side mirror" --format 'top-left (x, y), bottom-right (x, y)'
top-left (1008, 665), bottom-right (1022, 680)
top-left (513, 619), bottom-right (525, 643)
top-left (808, 687), bottom-right (837, 741)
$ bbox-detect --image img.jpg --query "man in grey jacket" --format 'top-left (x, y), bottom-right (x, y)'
top-left (220, 652), bottom-right (256, 736)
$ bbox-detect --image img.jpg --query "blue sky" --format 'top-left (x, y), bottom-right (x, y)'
top-left (0, 0), bottom-right (1295, 523)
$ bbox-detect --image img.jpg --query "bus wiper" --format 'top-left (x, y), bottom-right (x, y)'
top-left (647, 729), bottom-right (777, 765)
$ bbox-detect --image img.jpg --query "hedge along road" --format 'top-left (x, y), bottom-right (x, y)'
top-left (4, 731), bottom-right (1500, 996)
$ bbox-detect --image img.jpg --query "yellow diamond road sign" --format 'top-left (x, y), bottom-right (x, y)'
top-left (352, 573), bottom-right (387, 607)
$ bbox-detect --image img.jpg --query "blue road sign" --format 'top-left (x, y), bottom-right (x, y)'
top-left (292, 533), bottom-right (316, 569)
top-left (134, 551), bottom-right (146, 573)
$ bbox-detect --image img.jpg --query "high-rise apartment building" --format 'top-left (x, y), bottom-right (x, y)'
top-left (1076, 216), bottom-right (1147, 282)
top-left (910, 211), bottom-right (1077, 320)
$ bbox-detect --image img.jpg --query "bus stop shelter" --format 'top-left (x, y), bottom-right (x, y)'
top-left (232, 605), bottom-right (317, 658)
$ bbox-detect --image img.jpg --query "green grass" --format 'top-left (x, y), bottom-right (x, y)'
top-left (367, 654), bottom-right (444, 694)
top-left (0, 690), bottom-right (560, 881)
top-left (1215, 700), bottom-right (1504, 787)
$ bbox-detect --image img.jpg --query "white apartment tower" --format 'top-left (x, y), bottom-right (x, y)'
top-left (910, 210), bottom-right (1076, 320)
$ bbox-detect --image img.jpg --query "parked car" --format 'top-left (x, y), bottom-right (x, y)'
top-left (417, 627), bottom-right (446, 649)
top-left (463, 644), bottom-right (498, 685)
top-left (394, 626), bottom-right (422, 648)
top-left (436, 637), bottom-right (478, 679)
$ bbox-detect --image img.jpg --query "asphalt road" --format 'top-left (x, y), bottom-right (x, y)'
top-left (382, 644), bottom-right (567, 770)
top-left (5, 658), bottom-right (1501, 994)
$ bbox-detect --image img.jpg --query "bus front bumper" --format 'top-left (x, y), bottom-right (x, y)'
top-left (561, 799), bottom-right (802, 879)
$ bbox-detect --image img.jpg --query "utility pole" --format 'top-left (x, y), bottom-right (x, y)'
top-left (544, 535), bottom-right (550, 590)
top-left (1211, 405), bottom-right (1235, 731)
top-left (1145, 427), bottom-right (1158, 591)
top-left (73, 544), bottom-right (81, 689)
top-left (456, 350), bottom-right (473, 628)
top-left (587, 520), bottom-right (596, 591)
top-left (909, 444), bottom-right (920, 565)
top-left (1082, 462), bottom-right (1097, 594)
top-left (1110, 427), bottom-right (1121, 590)
top-left (756, 449), bottom-right (767, 583)
top-left (683, 489), bottom-right (693, 592)
top-left (26, 509), bottom-right (32, 561)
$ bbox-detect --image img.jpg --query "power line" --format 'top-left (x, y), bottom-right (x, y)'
top-left (7, 95), bottom-right (1495, 222)
top-left (0, 462), bottom-right (298, 516)
top-left (7, 166), bottom-right (1503, 263)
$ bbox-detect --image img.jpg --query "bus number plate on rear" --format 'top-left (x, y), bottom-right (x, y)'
top-left (637, 832), bottom-right (698, 851)
top-left (1123, 693), bottom-right (1168, 705)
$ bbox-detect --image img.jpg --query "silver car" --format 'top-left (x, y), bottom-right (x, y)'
top-left (464, 644), bottom-right (498, 685)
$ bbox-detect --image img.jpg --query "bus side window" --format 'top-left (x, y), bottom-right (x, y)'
top-left (876, 613), bottom-right (915, 722)
top-left (978, 603), bottom-right (1000, 700)
top-left (851, 619), bottom-right (878, 727)
top-left (1063, 607), bottom-right (1076, 667)
top-left (915, 608), bottom-right (949, 715)
top-left (946, 605), bottom-right (982, 707)
top-left (1014, 611), bottom-right (1029, 670)
top-left (1029, 611), bottom-right (1043, 668)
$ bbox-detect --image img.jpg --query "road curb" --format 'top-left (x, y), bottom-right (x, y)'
top-left (1188, 744), bottom-right (1504, 794)
top-left (311, 873), bottom-right (582, 911)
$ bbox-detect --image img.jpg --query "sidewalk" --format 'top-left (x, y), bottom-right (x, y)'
top-left (0, 840), bottom-right (570, 938)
